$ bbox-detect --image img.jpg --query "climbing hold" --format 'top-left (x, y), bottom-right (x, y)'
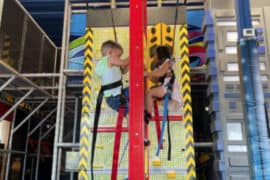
top-left (167, 171), bottom-right (176, 178)
top-left (93, 164), bottom-right (104, 169)
top-left (96, 145), bottom-right (104, 149)
top-left (152, 156), bottom-right (161, 166)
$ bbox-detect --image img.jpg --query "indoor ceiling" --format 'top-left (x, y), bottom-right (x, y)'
top-left (20, 0), bottom-right (204, 46)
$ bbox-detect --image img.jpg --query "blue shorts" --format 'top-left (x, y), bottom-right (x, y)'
top-left (106, 88), bottom-right (129, 115)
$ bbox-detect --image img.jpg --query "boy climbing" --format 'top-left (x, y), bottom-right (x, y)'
top-left (95, 40), bottom-right (129, 113)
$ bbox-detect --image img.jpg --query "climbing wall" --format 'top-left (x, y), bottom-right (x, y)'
top-left (69, 25), bottom-right (186, 179)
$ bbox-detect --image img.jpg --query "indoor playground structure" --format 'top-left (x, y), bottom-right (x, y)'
top-left (67, 4), bottom-right (194, 180)
top-left (0, 0), bottom-right (270, 180)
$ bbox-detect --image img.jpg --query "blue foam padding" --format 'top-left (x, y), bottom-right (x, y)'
top-left (257, 35), bottom-right (264, 42)
top-left (219, 153), bottom-right (225, 161)
top-left (204, 10), bottom-right (214, 27)
top-left (211, 93), bottom-right (219, 102)
top-left (210, 75), bottom-right (218, 84)
top-left (215, 160), bottom-right (225, 171)
top-left (207, 43), bottom-right (216, 58)
top-left (264, 93), bottom-right (270, 98)
top-left (215, 111), bottom-right (221, 121)
top-left (212, 100), bottom-right (220, 112)
top-left (207, 57), bottom-right (216, 65)
top-left (229, 101), bottom-right (237, 109)
top-left (204, 26), bottom-right (215, 36)
top-left (208, 66), bottom-right (217, 76)
top-left (204, 31), bottom-right (215, 43)
top-left (209, 83), bottom-right (219, 94)
top-left (215, 140), bottom-right (224, 152)
top-left (211, 118), bottom-right (222, 132)
top-left (255, 28), bottom-right (264, 34)
top-left (207, 58), bottom-right (217, 66)
top-left (224, 93), bottom-right (241, 98)
top-left (257, 46), bottom-right (266, 54)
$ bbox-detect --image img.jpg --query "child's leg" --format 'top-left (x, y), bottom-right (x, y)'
top-left (145, 86), bottom-right (166, 114)
top-left (106, 95), bottom-right (121, 112)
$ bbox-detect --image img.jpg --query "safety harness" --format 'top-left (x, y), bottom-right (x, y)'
top-left (151, 57), bottom-right (175, 160)
top-left (155, 69), bottom-right (175, 160)
top-left (90, 80), bottom-right (125, 180)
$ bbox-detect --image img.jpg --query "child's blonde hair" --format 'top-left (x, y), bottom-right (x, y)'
top-left (101, 40), bottom-right (123, 56)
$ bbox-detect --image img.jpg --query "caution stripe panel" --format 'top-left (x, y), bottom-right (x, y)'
top-left (179, 24), bottom-right (196, 180)
top-left (79, 27), bottom-right (93, 180)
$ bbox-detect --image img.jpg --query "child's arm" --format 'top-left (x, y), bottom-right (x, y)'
top-left (121, 64), bottom-right (129, 74)
top-left (108, 56), bottom-right (129, 67)
top-left (146, 60), bottom-right (169, 80)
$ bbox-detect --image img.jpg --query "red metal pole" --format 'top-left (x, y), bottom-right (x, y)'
top-left (111, 107), bottom-right (125, 180)
top-left (129, 0), bottom-right (145, 179)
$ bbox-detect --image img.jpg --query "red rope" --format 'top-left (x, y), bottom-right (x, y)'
top-left (154, 101), bottom-right (163, 149)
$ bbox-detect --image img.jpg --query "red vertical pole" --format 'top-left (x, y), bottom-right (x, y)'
top-left (111, 107), bottom-right (125, 180)
top-left (129, 0), bottom-right (145, 179)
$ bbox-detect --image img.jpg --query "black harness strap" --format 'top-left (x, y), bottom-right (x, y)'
top-left (167, 114), bottom-right (172, 161)
top-left (166, 71), bottom-right (174, 161)
top-left (91, 80), bottom-right (122, 179)
top-left (168, 71), bottom-right (175, 92)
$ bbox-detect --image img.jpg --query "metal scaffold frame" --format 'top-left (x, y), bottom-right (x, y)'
top-left (0, 0), bottom-right (63, 179)
top-left (0, 53), bottom-right (60, 180)
top-left (51, 0), bottom-right (73, 179)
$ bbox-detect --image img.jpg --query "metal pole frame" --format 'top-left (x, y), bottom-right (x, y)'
top-left (35, 126), bottom-right (42, 180)
top-left (56, 1), bottom-right (71, 179)
top-left (28, 108), bottom-right (57, 136)
top-left (70, 97), bottom-right (79, 180)
top-left (0, 75), bottom-right (16, 91)
top-left (129, 0), bottom-right (145, 179)
top-left (0, 73), bottom-right (60, 78)
top-left (41, 123), bottom-right (56, 140)
top-left (51, 0), bottom-right (71, 179)
top-left (53, 48), bottom-right (59, 95)
top-left (0, 61), bottom-right (53, 97)
top-left (4, 108), bottom-right (17, 180)
top-left (12, 98), bottom-right (49, 134)
top-left (0, 88), bottom-right (34, 121)
top-left (22, 120), bottom-right (31, 180)
top-left (4, 86), bottom-right (59, 91)
top-left (38, 35), bottom-right (45, 73)
top-left (0, 0), bottom-right (4, 26)
top-left (18, 14), bottom-right (28, 72)
top-left (30, 157), bottom-right (34, 180)
top-left (0, 149), bottom-right (25, 154)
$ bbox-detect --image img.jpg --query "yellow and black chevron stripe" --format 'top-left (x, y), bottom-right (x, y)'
top-left (179, 24), bottom-right (196, 180)
top-left (79, 27), bottom-right (94, 180)
top-left (1, 35), bottom-right (11, 64)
